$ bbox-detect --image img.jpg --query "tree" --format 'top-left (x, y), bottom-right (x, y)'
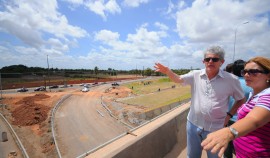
top-left (144, 68), bottom-right (153, 76)
top-left (94, 66), bottom-right (99, 75)
top-left (108, 68), bottom-right (112, 75)
top-left (1, 64), bottom-right (28, 73)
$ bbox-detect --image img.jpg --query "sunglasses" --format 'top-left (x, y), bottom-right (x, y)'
top-left (241, 69), bottom-right (268, 76)
top-left (204, 57), bottom-right (220, 62)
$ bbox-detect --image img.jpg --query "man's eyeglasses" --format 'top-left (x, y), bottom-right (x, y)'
top-left (204, 58), bottom-right (220, 62)
top-left (241, 69), bottom-right (268, 76)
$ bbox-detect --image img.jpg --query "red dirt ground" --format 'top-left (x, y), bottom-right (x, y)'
top-left (2, 92), bottom-right (65, 157)
top-left (12, 94), bottom-right (51, 126)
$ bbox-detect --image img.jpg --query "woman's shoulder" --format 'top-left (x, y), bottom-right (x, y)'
top-left (259, 87), bottom-right (270, 96)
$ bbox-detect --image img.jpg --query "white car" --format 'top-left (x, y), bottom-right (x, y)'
top-left (81, 87), bottom-right (89, 92)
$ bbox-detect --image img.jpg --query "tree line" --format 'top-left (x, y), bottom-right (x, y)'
top-left (0, 64), bottom-right (193, 77)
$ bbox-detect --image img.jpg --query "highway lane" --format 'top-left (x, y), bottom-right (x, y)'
top-left (55, 84), bottom-right (129, 158)
top-left (0, 84), bottom-right (83, 94)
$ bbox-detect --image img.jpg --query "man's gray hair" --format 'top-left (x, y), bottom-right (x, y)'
top-left (204, 46), bottom-right (225, 60)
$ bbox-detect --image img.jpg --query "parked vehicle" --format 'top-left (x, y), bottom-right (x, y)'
top-left (80, 83), bottom-right (86, 86)
top-left (17, 87), bottom-right (28, 92)
top-left (81, 87), bottom-right (89, 92)
top-left (34, 86), bottom-right (46, 91)
top-left (60, 85), bottom-right (68, 88)
top-left (111, 82), bottom-right (119, 86)
top-left (92, 82), bottom-right (98, 85)
top-left (49, 85), bottom-right (59, 89)
top-left (62, 84), bottom-right (73, 88)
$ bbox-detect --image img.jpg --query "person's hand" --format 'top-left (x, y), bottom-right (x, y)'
top-left (201, 128), bottom-right (233, 157)
top-left (154, 63), bottom-right (169, 74)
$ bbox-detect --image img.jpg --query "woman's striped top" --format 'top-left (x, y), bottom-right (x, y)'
top-left (234, 87), bottom-right (270, 158)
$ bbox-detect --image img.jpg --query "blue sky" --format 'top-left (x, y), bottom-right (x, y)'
top-left (0, 0), bottom-right (270, 70)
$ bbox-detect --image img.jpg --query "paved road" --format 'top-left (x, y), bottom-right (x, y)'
top-left (55, 84), bottom-right (129, 158)
top-left (0, 115), bottom-right (23, 158)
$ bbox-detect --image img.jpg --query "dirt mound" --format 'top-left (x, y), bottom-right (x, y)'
top-left (12, 94), bottom-right (51, 126)
top-left (105, 86), bottom-right (133, 98)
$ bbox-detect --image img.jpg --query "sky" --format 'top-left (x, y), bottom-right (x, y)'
top-left (0, 0), bottom-right (270, 70)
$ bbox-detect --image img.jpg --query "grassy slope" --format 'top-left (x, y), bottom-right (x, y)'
top-left (122, 77), bottom-right (191, 111)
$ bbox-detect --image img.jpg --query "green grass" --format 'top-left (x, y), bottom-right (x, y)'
top-left (124, 78), bottom-right (178, 94)
top-left (122, 77), bottom-right (191, 111)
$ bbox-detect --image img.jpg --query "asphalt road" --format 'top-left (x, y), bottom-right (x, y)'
top-left (0, 84), bottom-right (81, 94)
top-left (0, 115), bottom-right (23, 158)
top-left (55, 84), bottom-right (129, 158)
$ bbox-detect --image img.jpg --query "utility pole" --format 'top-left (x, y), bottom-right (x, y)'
top-left (47, 55), bottom-right (51, 92)
top-left (0, 72), bottom-right (3, 111)
top-left (142, 66), bottom-right (144, 77)
top-left (0, 72), bottom-right (2, 100)
top-left (136, 64), bottom-right (137, 78)
top-left (233, 21), bottom-right (249, 62)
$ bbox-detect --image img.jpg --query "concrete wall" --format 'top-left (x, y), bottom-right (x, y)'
top-left (87, 103), bottom-right (190, 158)
top-left (144, 99), bottom-right (190, 120)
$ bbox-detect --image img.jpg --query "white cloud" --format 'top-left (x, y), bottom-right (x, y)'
top-left (0, 0), bottom-right (87, 48)
top-left (95, 30), bottom-right (120, 43)
top-left (0, 46), bottom-right (12, 61)
top-left (62, 0), bottom-right (84, 5)
top-left (1, 0), bottom-right (270, 70)
top-left (94, 25), bottom-right (168, 58)
top-left (166, 0), bottom-right (175, 14)
top-left (176, 0), bottom-right (270, 41)
top-left (91, 25), bottom-right (171, 67)
top-left (154, 22), bottom-right (169, 31)
top-left (0, 19), bottom-right (44, 48)
top-left (175, 0), bottom-right (270, 62)
top-left (127, 26), bottom-right (164, 46)
top-left (47, 38), bottom-right (69, 52)
top-left (106, 0), bottom-right (121, 14)
top-left (166, 0), bottom-right (186, 15)
top-left (85, 0), bottom-right (121, 20)
top-left (122, 0), bottom-right (150, 8)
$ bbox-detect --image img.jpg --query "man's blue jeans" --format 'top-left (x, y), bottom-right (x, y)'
top-left (187, 120), bottom-right (219, 158)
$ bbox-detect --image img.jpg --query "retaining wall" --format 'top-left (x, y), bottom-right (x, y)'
top-left (86, 103), bottom-right (190, 158)
top-left (144, 99), bottom-right (190, 120)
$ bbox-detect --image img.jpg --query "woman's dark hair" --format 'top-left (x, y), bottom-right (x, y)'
top-left (233, 59), bottom-right (245, 77)
top-left (225, 63), bottom-right (233, 73)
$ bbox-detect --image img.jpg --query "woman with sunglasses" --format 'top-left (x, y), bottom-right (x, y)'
top-left (154, 46), bottom-right (246, 158)
top-left (224, 60), bottom-right (253, 158)
top-left (202, 56), bottom-right (270, 157)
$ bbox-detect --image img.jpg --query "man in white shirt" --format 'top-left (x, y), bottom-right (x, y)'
top-left (154, 46), bottom-right (245, 158)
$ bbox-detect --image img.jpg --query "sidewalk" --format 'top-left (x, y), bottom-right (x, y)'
top-left (178, 147), bottom-right (207, 158)
top-left (166, 146), bottom-right (235, 158)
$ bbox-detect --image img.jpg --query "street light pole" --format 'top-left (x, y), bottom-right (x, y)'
top-left (47, 55), bottom-right (51, 92)
top-left (0, 72), bottom-right (2, 100)
top-left (233, 21), bottom-right (249, 62)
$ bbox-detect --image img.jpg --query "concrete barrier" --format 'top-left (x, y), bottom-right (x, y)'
top-left (86, 103), bottom-right (190, 158)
